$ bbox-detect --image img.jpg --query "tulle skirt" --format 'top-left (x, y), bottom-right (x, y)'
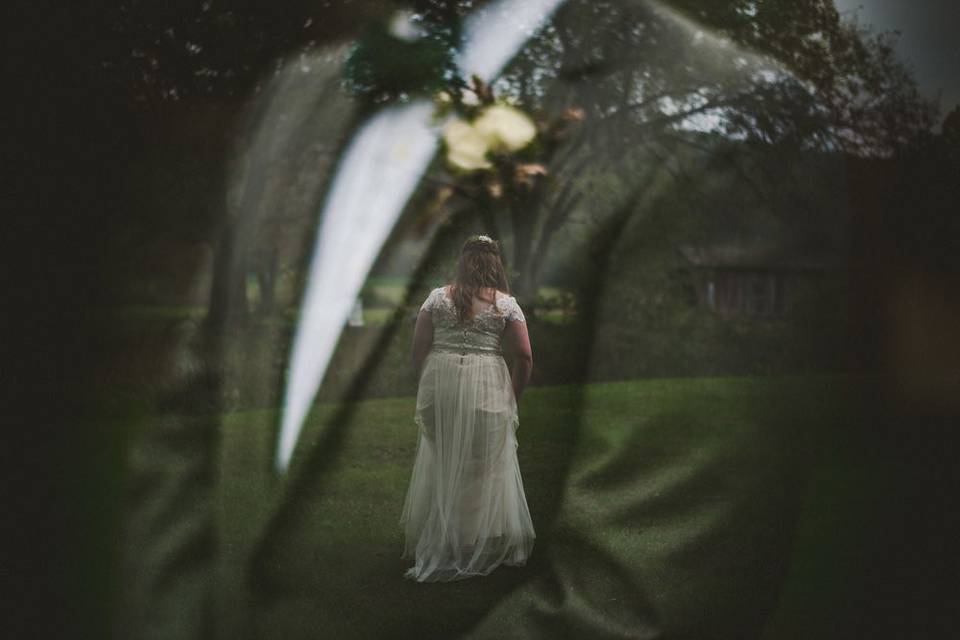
top-left (400, 350), bottom-right (535, 582)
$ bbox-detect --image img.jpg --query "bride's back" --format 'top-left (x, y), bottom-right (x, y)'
top-left (422, 286), bottom-right (526, 356)
top-left (447, 285), bottom-right (505, 320)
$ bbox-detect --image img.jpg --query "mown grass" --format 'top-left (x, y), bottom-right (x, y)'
top-left (204, 373), bottom-right (873, 638)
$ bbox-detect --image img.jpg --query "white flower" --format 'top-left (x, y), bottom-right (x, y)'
top-left (477, 235), bottom-right (494, 243)
top-left (388, 10), bottom-right (427, 42)
top-left (442, 118), bottom-right (492, 171)
top-left (460, 88), bottom-right (482, 107)
top-left (473, 104), bottom-right (537, 152)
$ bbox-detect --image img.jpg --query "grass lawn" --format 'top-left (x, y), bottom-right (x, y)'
top-left (204, 373), bottom-right (875, 638)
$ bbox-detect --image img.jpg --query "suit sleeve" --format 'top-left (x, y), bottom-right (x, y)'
top-left (114, 327), bottom-right (217, 639)
top-left (463, 225), bottom-right (815, 640)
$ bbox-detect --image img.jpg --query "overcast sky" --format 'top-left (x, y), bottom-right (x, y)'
top-left (833, 0), bottom-right (960, 117)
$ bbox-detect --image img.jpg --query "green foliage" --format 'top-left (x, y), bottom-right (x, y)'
top-left (667, 0), bottom-right (938, 151)
top-left (343, 15), bottom-right (463, 106)
top-left (87, 0), bottom-right (938, 327)
top-left (577, 139), bottom-right (852, 380)
top-left (360, 282), bottom-right (409, 308)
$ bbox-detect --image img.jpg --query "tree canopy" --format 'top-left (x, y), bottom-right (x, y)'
top-left (57, 0), bottom-right (942, 314)
top-left (81, 1), bottom-right (936, 152)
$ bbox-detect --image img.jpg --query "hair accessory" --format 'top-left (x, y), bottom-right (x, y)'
top-left (477, 235), bottom-right (494, 244)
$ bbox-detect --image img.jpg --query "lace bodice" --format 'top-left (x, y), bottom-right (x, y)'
top-left (420, 286), bottom-right (526, 356)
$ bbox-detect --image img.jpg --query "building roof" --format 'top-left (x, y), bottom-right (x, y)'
top-left (677, 241), bottom-right (843, 271)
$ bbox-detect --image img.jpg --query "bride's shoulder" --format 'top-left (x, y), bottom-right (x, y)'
top-left (434, 285), bottom-right (454, 304)
top-left (420, 286), bottom-right (448, 312)
top-left (496, 291), bottom-right (526, 323)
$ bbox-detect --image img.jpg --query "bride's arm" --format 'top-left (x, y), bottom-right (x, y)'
top-left (411, 309), bottom-right (434, 378)
top-left (503, 319), bottom-right (533, 401)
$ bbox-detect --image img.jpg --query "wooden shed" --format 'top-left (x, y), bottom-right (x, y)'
top-left (678, 242), bottom-right (842, 318)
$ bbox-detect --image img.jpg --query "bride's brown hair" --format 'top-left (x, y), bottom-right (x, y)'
top-left (450, 235), bottom-right (511, 324)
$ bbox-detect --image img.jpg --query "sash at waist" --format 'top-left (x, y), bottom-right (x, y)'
top-left (431, 346), bottom-right (503, 357)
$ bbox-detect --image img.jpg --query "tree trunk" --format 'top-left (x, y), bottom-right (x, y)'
top-left (254, 245), bottom-right (278, 316)
top-left (510, 192), bottom-right (539, 313)
top-left (203, 216), bottom-right (248, 339)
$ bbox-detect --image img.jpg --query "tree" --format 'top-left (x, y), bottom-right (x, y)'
top-left (81, 1), bottom-right (938, 312)
top-left (421, 0), bottom-right (938, 304)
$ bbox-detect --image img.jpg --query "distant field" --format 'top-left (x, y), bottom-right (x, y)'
top-left (108, 284), bottom-right (577, 328)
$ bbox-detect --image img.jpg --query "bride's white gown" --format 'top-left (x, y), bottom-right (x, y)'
top-left (401, 286), bottom-right (535, 582)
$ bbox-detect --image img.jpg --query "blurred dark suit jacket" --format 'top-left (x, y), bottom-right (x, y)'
top-left (116, 1), bottom-right (958, 639)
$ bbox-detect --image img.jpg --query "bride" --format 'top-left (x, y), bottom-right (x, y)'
top-left (400, 234), bottom-right (536, 582)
